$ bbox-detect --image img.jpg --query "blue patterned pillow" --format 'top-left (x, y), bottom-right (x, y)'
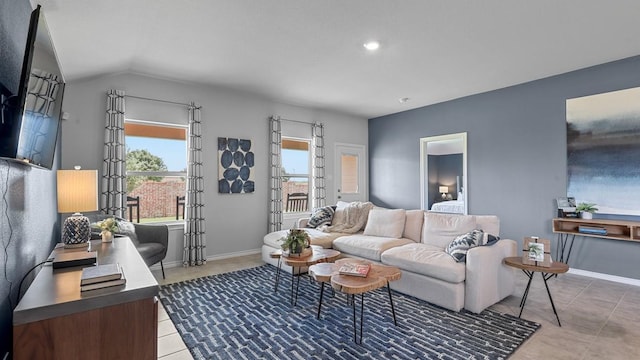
top-left (446, 229), bottom-right (500, 262)
top-left (446, 229), bottom-right (484, 262)
top-left (306, 206), bottom-right (336, 228)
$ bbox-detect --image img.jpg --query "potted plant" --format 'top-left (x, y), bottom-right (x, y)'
top-left (576, 203), bottom-right (598, 219)
top-left (99, 217), bottom-right (119, 243)
top-left (279, 229), bottom-right (311, 257)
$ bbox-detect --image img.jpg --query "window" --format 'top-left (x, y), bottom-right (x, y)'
top-left (282, 138), bottom-right (310, 213)
top-left (125, 120), bottom-right (187, 223)
top-left (341, 154), bottom-right (359, 193)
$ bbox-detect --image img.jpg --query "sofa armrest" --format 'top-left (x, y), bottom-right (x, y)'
top-left (296, 217), bottom-right (310, 228)
top-left (464, 239), bottom-right (517, 313)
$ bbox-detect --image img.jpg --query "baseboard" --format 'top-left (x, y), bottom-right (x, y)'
top-left (568, 268), bottom-right (640, 287)
top-left (150, 248), bottom-right (262, 270)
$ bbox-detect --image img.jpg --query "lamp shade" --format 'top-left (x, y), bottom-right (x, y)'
top-left (57, 169), bottom-right (98, 213)
top-left (57, 169), bottom-right (98, 248)
top-left (439, 186), bottom-right (448, 194)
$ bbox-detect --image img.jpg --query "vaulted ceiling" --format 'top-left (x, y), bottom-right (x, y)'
top-left (39, 0), bottom-right (640, 118)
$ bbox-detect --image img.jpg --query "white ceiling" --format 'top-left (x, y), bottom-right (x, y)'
top-left (39, 0), bottom-right (640, 119)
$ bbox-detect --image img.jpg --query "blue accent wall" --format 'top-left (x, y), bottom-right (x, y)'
top-left (369, 55), bottom-right (640, 279)
top-left (0, 0), bottom-right (60, 356)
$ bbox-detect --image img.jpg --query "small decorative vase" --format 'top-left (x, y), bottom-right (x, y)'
top-left (581, 212), bottom-right (593, 220)
top-left (101, 230), bottom-right (113, 243)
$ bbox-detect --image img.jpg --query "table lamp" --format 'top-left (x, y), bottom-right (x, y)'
top-left (439, 186), bottom-right (448, 199)
top-left (57, 167), bottom-right (98, 248)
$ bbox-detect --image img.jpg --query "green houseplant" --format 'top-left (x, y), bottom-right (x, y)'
top-left (279, 229), bottom-right (311, 255)
top-left (576, 202), bottom-right (598, 219)
top-left (98, 217), bottom-right (119, 242)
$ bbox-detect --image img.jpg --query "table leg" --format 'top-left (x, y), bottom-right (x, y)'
top-left (542, 272), bottom-right (562, 326)
top-left (290, 266), bottom-right (296, 305)
top-left (359, 293), bottom-right (364, 345)
top-left (351, 294), bottom-right (356, 343)
top-left (565, 234), bottom-right (576, 265)
top-left (274, 257), bottom-right (281, 292)
top-left (293, 266), bottom-right (302, 306)
top-left (386, 281), bottom-right (398, 326)
top-left (518, 270), bottom-right (534, 318)
top-left (316, 282), bottom-right (325, 320)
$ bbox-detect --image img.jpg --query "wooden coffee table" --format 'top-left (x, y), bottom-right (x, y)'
top-left (504, 256), bottom-right (569, 326)
top-left (308, 262), bottom-right (339, 319)
top-left (330, 258), bottom-right (402, 344)
top-left (271, 245), bottom-right (340, 305)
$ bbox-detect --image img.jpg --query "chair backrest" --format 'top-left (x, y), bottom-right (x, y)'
top-left (176, 195), bottom-right (185, 220)
top-left (126, 196), bottom-right (140, 223)
top-left (286, 192), bottom-right (308, 212)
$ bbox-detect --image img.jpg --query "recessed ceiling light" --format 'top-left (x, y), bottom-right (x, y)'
top-left (399, 97), bottom-right (410, 103)
top-left (363, 41), bottom-right (380, 51)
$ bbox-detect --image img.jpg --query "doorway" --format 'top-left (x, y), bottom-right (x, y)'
top-left (335, 143), bottom-right (367, 203)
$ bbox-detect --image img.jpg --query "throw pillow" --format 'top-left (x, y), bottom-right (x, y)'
top-left (446, 229), bottom-right (484, 262)
top-left (363, 208), bottom-right (406, 238)
top-left (482, 233), bottom-right (500, 246)
top-left (422, 212), bottom-right (476, 248)
top-left (306, 206), bottom-right (336, 228)
top-left (115, 219), bottom-right (138, 244)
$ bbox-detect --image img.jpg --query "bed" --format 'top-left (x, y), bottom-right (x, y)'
top-left (430, 200), bottom-right (465, 214)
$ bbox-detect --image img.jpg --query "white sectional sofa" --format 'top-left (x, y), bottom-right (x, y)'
top-left (261, 204), bottom-right (516, 314)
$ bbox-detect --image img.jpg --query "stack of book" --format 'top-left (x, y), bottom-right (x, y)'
top-left (578, 226), bottom-right (607, 235)
top-left (338, 263), bottom-right (371, 277)
top-left (80, 263), bottom-right (126, 291)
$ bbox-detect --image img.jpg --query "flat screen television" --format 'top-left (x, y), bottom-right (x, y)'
top-left (0, 5), bottom-right (65, 170)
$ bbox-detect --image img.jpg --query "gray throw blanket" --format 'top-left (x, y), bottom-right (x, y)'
top-left (319, 201), bottom-right (373, 234)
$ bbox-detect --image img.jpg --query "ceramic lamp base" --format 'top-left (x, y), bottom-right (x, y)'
top-left (62, 213), bottom-right (91, 248)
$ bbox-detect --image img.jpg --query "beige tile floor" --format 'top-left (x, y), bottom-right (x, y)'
top-left (154, 254), bottom-right (640, 359)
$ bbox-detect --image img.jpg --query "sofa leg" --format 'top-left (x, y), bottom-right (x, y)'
top-left (160, 261), bottom-right (165, 279)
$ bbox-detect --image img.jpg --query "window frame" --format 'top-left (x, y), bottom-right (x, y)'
top-left (124, 118), bottom-right (189, 224)
top-left (281, 136), bottom-right (312, 216)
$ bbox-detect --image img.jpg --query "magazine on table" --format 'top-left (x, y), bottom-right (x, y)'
top-left (338, 263), bottom-right (371, 277)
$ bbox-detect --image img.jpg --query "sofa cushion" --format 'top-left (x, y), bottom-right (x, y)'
top-left (475, 215), bottom-right (500, 236)
top-left (306, 206), bottom-right (336, 228)
top-left (403, 210), bottom-right (424, 242)
top-left (363, 208), bottom-right (406, 238)
top-left (263, 228), bottom-right (342, 249)
top-left (445, 229), bottom-right (485, 262)
top-left (333, 234), bottom-right (414, 262)
top-left (381, 243), bottom-right (466, 284)
top-left (422, 212), bottom-right (476, 249)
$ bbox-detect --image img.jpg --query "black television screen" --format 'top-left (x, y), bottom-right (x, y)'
top-left (0, 5), bottom-right (65, 170)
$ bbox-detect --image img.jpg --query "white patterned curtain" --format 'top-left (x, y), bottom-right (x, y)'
top-left (101, 89), bottom-right (126, 217)
top-left (312, 122), bottom-right (326, 209)
top-left (269, 116), bottom-right (283, 232)
top-left (183, 102), bottom-right (206, 266)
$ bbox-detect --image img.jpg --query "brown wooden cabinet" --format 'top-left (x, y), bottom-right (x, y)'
top-left (13, 238), bottom-right (159, 360)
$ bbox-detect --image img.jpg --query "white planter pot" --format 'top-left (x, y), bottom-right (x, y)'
top-left (580, 212), bottom-right (593, 219)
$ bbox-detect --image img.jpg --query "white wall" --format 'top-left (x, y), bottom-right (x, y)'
top-left (60, 73), bottom-right (368, 265)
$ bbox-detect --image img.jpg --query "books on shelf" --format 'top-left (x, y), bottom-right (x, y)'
top-left (80, 263), bottom-right (126, 291)
top-left (578, 226), bottom-right (607, 235)
top-left (338, 263), bottom-right (371, 277)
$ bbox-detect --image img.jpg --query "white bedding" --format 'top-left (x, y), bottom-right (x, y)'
top-left (431, 200), bottom-right (465, 214)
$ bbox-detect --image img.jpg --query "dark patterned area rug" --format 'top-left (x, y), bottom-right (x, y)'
top-left (159, 265), bottom-right (539, 360)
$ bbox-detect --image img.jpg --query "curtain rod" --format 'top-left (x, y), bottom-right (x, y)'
top-left (125, 94), bottom-right (191, 107)
top-left (271, 116), bottom-right (317, 125)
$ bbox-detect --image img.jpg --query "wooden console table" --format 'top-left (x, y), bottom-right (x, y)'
top-left (552, 218), bottom-right (640, 264)
top-left (13, 238), bottom-right (159, 360)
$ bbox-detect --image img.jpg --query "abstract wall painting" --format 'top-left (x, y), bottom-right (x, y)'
top-left (566, 87), bottom-right (640, 215)
top-left (218, 137), bottom-right (255, 194)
